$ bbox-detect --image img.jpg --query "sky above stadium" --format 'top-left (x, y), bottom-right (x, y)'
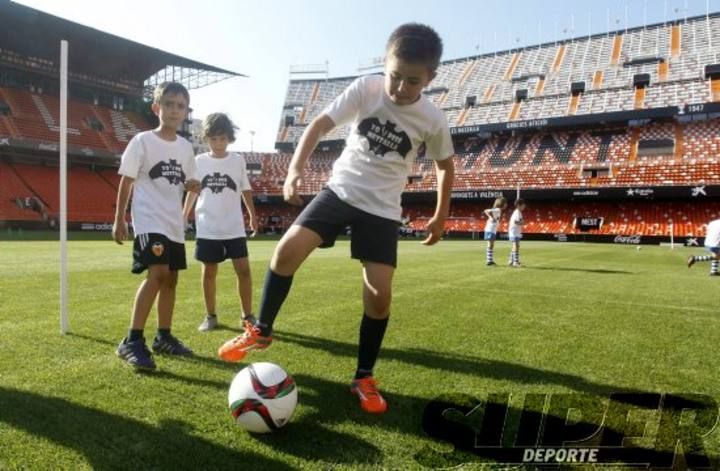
top-left (15, 0), bottom-right (718, 152)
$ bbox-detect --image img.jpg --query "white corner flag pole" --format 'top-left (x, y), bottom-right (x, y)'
top-left (60, 40), bottom-right (69, 335)
top-left (670, 222), bottom-right (675, 250)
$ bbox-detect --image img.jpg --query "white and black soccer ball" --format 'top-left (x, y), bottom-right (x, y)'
top-left (228, 362), bottom-right (297, 433)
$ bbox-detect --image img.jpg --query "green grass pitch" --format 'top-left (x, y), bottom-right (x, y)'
top-left (1, 239), bottom-right (718, 469)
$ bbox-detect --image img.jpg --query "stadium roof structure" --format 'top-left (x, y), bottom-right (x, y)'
top-left (0, 0), bottom-right (245, 96)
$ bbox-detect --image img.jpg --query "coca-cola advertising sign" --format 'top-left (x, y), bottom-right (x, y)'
top-left (613, 235), bottom-right (642, 244)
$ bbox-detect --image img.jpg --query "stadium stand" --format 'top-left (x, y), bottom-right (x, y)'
top-left (1, 1), bottom-right (718, 245)
top-left (0, 160), bottom-right (42, 221)
top-left (0, 0), bottom-right (242, 228)
top-left (275, 14), bottom-right (720, 144)
top-left (403, 200), bottom-right (720, 238)
top-left (0, 87), bottom-right (144, 153)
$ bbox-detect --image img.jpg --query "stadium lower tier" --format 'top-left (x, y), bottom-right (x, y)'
top-left (214, 201), bottom-right (720, 238)
top-left (2, 160), bottom-right (718, 238)
top-left (404, 200), bottom-right (720, 237)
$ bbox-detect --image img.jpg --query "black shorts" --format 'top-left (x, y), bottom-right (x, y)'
top-left (195, 237), bottom-right (249, 263)
top-left (132, 233), bottom-right (187, 274)
top-left (294, 188), bottom-right (400, 267)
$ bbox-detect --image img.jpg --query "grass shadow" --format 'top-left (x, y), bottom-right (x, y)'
top-left (274, 331), bottom-right (647, 399)
top-left (0, 386), bottom-right (293, 470)
top-left (216, 325), bottom-right (243, 334)
top-left (66, 332), bottom-right (238, 372)
top-left (65, 332), bottom-right (117, 347)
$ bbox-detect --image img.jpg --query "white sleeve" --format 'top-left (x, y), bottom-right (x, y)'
top-left (323, 77), bottom-right (364, 127)
top-left (183, 144), bottom-right (197, 181)
top-left (425, 114), bottom-right (454, 161)
top-left (238, 157), bottom-right (252, 191)
top-left (118, 135), bottom-right (143, 178)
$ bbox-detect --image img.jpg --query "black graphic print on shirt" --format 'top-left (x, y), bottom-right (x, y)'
top-left (356, 118), bottom-right (412, 159)
top-left (201, 172), bottom-right (238, 194)
top-left (149, 159), bottom-right (185, 185)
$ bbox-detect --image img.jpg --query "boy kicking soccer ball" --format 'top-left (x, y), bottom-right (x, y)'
top-left (483, 197), bottom-right (507, 266)
top-left (217, 23), bottom-right (454, 414)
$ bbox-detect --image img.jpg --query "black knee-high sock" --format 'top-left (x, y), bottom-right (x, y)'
top-left (256, 269), bottom-right (293, 336)
top-left (355, 313), bottom-right (389, 379)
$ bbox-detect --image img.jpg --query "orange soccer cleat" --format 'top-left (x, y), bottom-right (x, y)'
top-left (218, 324), bottom-right (272, 362)
top-left (350, 376), bottom-right (388, 414)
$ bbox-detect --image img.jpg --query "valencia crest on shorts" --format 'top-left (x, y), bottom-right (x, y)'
top-left (131, 233), bottom-right (187, 273)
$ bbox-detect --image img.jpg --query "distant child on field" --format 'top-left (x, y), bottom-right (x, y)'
top-left (112, 82), bottom-right (200, 371)
top-left (183, 113), bottom-right (258, 331)
top-left (687, 218), bottom-right (720, 276)
top-left (483, 197), bottom-right (507, 266)
top-left (508, 199), bottom-right (526, 267)
top-left (217, 23), bottom-right (454, 414)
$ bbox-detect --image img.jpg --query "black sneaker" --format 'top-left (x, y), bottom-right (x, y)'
top-left (687, 256), bottom-right (695, 268)
top-left (710, 272), bottom-right (719, 276)
top-left (486, 261), bottom-right (496, 266)
top-left (116, 337), bottom-right (156, 370)
top-left (152, 334), bottom-right (193, 356)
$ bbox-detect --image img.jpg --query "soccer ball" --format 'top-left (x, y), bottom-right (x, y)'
top-left (228, 362), bottom-right (298, 433)
top-left (636, 246), bottom-right (642, 251)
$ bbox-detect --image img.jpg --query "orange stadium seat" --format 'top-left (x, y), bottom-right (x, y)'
top-left (0, 87), bottom-right (151, 154)
top-left (10, 163), bottom-right (118, 222)
top-left (0, 161), bottom-right (44, 221)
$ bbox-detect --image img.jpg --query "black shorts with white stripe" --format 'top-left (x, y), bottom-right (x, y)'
top-left (131, 233), bottom-right (187, 274)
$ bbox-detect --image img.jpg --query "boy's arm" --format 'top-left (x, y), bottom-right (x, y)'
top-left (182, 191), bottom-right (197, 223)
top-left (241, 190), bottom-right (257, 236)
top-left (422, 157), bottom-right (455, 246)
top-left (284, 114), bottom-right (335, 206)
top-left (112, 175), bottom-right (134, 244)
top-left (483, 208), bottom-right (495, 221)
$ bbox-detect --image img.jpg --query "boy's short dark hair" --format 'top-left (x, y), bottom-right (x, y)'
top-left (386, 23), bottom-right (443, 72)
top-left (203, 113), bottom-right (238, 143)
top-left (515, 198), bottom-right (526, 208)
top-left (153, 82), bottom-right (190, 105)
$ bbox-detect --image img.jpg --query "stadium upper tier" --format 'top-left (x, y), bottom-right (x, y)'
top-left (0, 87), bottom-right (150, 156)
top-left (254, 120), bottom-right (720, 195)
top-left (276, 13), bottom-right (720, 145)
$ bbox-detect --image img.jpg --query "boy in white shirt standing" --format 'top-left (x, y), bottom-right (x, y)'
top-left (483, 197), bottom-right (507, 266)
top-left (508, 199), bottom-right (526, 267)
top-left (183, 113), bottom-right (257, 331)
top-left (113, 82), bottom-right (200, 371)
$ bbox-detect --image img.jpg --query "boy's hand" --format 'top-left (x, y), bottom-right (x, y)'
top-left (113, 219), bottom-right (128, 245)
top-left (422, 216), bottom-right (445, 246)
top-left (248, 216), bottom-right (257, 238)
top-left (184, 179), bottom-right (201, 193)
top-left (283, 171), bottom-right (304, 206)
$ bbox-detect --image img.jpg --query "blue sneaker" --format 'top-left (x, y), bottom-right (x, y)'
top-left (152, 334), bottom-right (193, 356)
top-left (116, 337), bottom-right (156, 370)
